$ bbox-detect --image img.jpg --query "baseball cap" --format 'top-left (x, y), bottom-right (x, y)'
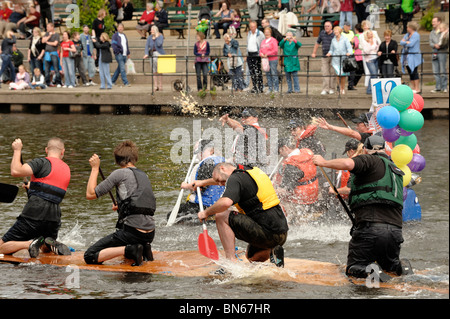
top-left (342, 139), bottom-right (361, 155)
top-left (288, 118), bottom-right (305, 129)
top-left (344, 21), bottom-right (351, 26)
top-left (241, 108), bottom-right (258, 118)
top-left (363, 135), bottom-right (385, 151)
top-left (351, 113), bottom-right (369, 124)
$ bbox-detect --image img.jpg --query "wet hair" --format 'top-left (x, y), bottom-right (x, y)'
top-left (114, 140), bottom-right (138, 166)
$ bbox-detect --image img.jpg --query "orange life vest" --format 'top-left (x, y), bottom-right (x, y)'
top-left (279, 149), bottom-right (319, 205)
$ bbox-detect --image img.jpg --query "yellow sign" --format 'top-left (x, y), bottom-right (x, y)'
top-left (157, 55), bottom-right (176, 73)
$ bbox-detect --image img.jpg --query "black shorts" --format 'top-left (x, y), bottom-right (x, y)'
top-left (228, 212), bottom-right (287, 256)
top-left (84, 225), bottom-right (155, 264)
top-left (1, 216), bottom-right (60, 242)
top-left (406, 66), bottom-right (419, 81)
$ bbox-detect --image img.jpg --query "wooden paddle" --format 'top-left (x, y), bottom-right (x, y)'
top-left (197, 187), bottom-right (219, 260)
top-left (98, 166), bottom-right (117, 206)
top-left (337, 112), bottom-right (352, 130)
top-left (319, 166), bottom-right (355, 227)
top-left (0, 183), bottom-right (19, 203)
top-left (167, 139), bottom-right (201, 226)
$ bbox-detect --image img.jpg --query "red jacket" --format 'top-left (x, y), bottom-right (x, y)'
top-left (340, 0), bottom-right (353, 12)
top-left (0, 7), bottom-right (12, 20)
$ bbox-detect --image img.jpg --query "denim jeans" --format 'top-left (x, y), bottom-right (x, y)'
top-left (265, 60), bottom-right (279, 92)
top-left (339, 11), bottom-right (353, 28)
top-left (29, 57), bottom-right (44, 76)
top-left (112, 54), bottom-right (129, 85)
top-left (99, 51), bottom-right (112, 89)
top-left (432, 52), bottom-right (448, 90)
top-left (366, 59), bottom-right (378, 94)
top-left (0, 54), bottom-right (15, 82)
top-left (62, 57), bottom-right (76, 87)
top-left (214, 22), bottom-right (230, 38)
top-left (286, 71), bottom-right (300, 93)
top-left (83, 55), bottom-right (96, 79)
top-left (44, 53), bottom-right (61, 85)
top-left (230, 65), bottom-right (244, 90)
top-left (195, 61), bottom-right (208, 90)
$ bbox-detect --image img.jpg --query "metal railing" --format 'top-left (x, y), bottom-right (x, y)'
top-left (141, 51), bottom-right (449, 96)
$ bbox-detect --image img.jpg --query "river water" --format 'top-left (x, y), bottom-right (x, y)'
top-left (0, 113), bottom-right (448, 301)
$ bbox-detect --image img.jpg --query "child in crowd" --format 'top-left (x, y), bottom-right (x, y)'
top-left (30, 67), bottom-right (46, 89)
top-left (9, 64), bottom-right (30, 90)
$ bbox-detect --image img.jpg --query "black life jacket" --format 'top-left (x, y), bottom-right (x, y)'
top-left (116, 168), bottom-right (156, 228)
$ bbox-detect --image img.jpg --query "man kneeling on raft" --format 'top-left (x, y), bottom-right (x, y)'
top-left (196, 162), bottom-right (288, 267)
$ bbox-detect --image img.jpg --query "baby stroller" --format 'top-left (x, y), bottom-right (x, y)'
top-left (209, 57), bottom-right (230, 88)
top-left (384, 3), bottom-right (402, 35)
top-left (197, 6), bottom-right (212, 38)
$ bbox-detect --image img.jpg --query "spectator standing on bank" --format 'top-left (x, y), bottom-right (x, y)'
top-left (247, 0), bottom-right (265, 27)
top-left (42, 22), bottom-right (61, 87)
top-left (377, 30), bottom-right (398, 78)
top-left (72, 32), bottom-right (88, 86)
top-left (0, 30), bottom-right (16, 88)
top-left (36, 0), bottom-right (53, 30)
top-left (259, 27), bottom-right (279, 94)
top-left (400, 21), bottom-right (422, 93)
top-left (144, 25), bottom-right (165, 91)
top-left (400, 0), bottom-right (415, 34)
top-left (223, 33), bottom-right (245, 91)
top-left (327, 26), bottom-right (352, 95)
top-left (93, 32), bottom-right (113, 90)
top-left (194, 31), bottom-right (210, 91)
top-left (246, 20), bottom-right (264, 93)
top-left (112, 23), bottom-right (131, 87)
top-left (81, 25), bottom-right (97, 85)
top-left (279, 31), bottom-right (302, 93)
top-left (362, 30), bottom-right (380, 94)
top-left (28, 27), bottom-right (45, 76)
top-left (92, 8), bottom-right (106, 68)
top-left (339, 0), bottom-right (353, 28)
top-left (60, 31), bottom-right (76, 88)
top-left (430, 17), bottom-right (448, 93)
top-left (354, 0), bottom-right (370, 24)
top-left (350, 23), bottom-right (364, 90)
top-left (311, 20), bottom-right (335, 95)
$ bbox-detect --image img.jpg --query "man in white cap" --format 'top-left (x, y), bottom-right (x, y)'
top-left (312, 135), bottom-right (412, 281)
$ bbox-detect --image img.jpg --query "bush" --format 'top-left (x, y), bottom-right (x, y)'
top-left (419, 0), bottom-right (437, 31)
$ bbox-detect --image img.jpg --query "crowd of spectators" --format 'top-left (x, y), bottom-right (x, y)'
top-left (0, 0), bottom-right (448, 95)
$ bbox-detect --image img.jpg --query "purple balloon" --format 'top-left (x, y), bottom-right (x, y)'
top-left (403, 187), bottom-right (408, 201)
top-left (400, 127), bottom-right (414, 136)
top-left (382, 126), bottom-right (401, 142)
top-left (407, 153), bottom-right (426, 172)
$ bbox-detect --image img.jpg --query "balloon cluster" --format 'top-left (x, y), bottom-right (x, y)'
top-left (375, 85), bottom-right (426, 188)
top-left (195, 19), bottom-right (210, 34)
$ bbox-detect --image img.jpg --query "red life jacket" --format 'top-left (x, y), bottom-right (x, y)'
top-left (29, 157), bottom-right (71, 204)
top-left (281, 149), bottom-right (318, 205)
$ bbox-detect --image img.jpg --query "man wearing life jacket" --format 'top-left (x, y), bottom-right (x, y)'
top-left (171, 139), bottom-right (225, 224)
top-left (0, 138), bottom-right (71, 258)
top-left (197, 162), bottom-right (288, 267)
top-left (317, 113), bottom-right (373, 144)
top-left (85, 140), bottom-right (156, 266)
top-left (219, 108), bottom-right (268, 168)
top-left (275, 139), bottom-right (319, 223)
top-left (313, 135), bottom-right (412, 281)
top-left (289, 118), bottom-right (326, 157)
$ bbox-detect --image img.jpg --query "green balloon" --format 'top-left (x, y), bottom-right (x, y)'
top-left (394, 134), bottom-right (417, 151)
top-left (389, 85), bottom-right (414, 112)
top-left (399, 109), bottom-right (424, 132)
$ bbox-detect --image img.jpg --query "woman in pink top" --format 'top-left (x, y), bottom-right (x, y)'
top-left (259, 27), bottom-right (279, 93)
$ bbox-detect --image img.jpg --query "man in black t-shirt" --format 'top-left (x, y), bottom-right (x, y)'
top-left (197, 162), bottom-right (288, 267)
top-left (0, 138), bottom-right (71, 258)
top-left (313, 135), bottom-right (412, 281)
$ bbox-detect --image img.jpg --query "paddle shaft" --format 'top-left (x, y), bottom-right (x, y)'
top-left (337, 112), bottom-right (352, 130)
top-left (269, 156), bottom-right (284, 180)
top-left (319, 166), bottom-right (355, 226)
top-left (167, 139), bottom-right (201, 226)
top-left (98, 167), bottom-right (117, 206)
top-left (197, 187), bottom-right (219, 260)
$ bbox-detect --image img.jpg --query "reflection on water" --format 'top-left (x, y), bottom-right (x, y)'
top-left (0, 114), bottom-right (448, 299)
